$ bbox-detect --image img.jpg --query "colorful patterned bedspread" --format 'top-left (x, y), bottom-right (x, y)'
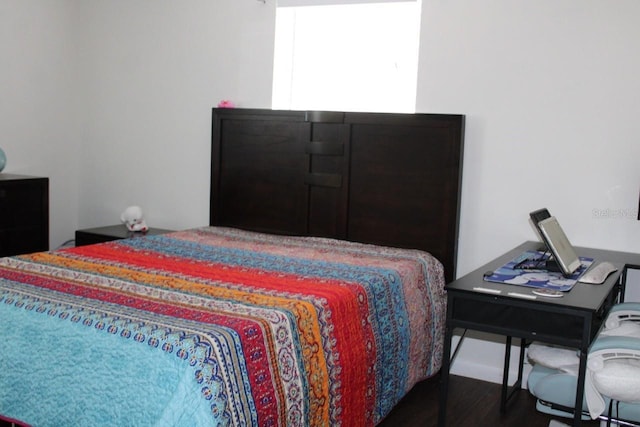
top-left (0, 227), bottom-right (446, 427)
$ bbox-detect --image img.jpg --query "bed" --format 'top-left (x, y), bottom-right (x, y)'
top-left (0, 108), bottom-right (464, 426)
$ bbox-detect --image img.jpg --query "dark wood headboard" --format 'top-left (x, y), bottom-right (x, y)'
top-left (210, 108), bottom-right (464, 282)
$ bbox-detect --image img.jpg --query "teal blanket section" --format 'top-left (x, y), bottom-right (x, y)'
top-left (0, 298), bottom-right (218, 427)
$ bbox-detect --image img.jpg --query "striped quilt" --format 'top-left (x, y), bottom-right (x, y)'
top-left (0, 227), bottom-right (446, 427)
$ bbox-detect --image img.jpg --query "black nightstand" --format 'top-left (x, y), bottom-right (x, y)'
top-left (75, 224), bottom-right (174, 246)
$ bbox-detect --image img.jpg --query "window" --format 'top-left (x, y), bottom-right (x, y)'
top-left (272, 0), bottom-right (421, 113)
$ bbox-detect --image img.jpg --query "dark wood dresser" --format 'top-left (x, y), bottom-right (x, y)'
top-left (0, 174), bottom-right (49, 256)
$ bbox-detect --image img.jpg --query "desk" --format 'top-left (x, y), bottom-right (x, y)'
top-left (438, 241), bottom-right (640, 427)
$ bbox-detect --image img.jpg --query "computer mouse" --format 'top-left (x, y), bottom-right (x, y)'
top-left (579, 261), bottom-right (618, 284)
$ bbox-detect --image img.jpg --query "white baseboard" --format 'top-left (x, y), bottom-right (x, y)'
top-left (447, 331), bottom-right (533, 388)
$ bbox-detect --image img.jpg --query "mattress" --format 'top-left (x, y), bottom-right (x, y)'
top-left (0, 226), bottom-right (446, 426)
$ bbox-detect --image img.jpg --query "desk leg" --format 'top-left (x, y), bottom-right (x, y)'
top-left (438, 323), bottom-right (454, 426)
top-left (573, 349), bottom-right (588, 427)
top-left (500, 336), bottom-right (513, 413)
top-left (500, 337), bottom-right (526, 413)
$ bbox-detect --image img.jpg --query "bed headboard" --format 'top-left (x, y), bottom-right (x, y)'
top-left (210, 108), bottom-right (464, 282)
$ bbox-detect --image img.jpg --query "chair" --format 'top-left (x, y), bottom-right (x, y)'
top-left (527, 302), bottom-right (640, 426)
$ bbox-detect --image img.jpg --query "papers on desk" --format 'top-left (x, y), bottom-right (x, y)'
top-left (483, 250), bottom-right (593, 292)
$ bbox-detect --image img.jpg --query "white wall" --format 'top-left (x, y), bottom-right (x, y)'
top-left (0, 0), bottom-right (81, 249)
top-left (74, 0), bottom-right (276, 235)
top-left (417, 0), bottom-right (640, 383)
top-left (2, 0), bottom-right (639, 384)
top-left (1, 1), bottom-right (275, 249)
top-left (419, 0), bottom-right (640, 271)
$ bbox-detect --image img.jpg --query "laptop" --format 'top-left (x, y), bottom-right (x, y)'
top-left (529, 209), bottom-right (581, 277)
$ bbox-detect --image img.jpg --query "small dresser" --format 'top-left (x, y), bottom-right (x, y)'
top-left (0, 174), bottom-right (49, 256)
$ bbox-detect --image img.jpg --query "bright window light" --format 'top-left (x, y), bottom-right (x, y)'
top-left (272, 1), bottom-right (421, 113)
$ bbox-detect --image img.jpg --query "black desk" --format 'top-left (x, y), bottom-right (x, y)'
top-left (438, 241), bottom-right (640, 427)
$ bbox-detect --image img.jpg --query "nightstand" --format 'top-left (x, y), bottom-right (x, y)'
top-left (75, 224), bottom-right (174, 246)
top-left (0, 174), bottom-right (49, 256)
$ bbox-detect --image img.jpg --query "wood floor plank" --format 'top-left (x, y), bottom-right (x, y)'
top-left (378, 374), bottom-right (599, 427)
top-left (0, 374), bottom-right (601, 427)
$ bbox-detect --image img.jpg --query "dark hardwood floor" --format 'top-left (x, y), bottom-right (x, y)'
top-left (378, 374), bottom-right (599, 427)
top-left (0, 374), bottom-right (600, 427)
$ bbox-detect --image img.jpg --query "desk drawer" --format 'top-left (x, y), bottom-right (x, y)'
top-left (451, 298), bottom-right (598, 345)
top-left (0, 180), bottom-right (47, 226)
top-left (0, 176), bottom-right (49, 256)
top-left (0, 227), bottom-right (48, 257)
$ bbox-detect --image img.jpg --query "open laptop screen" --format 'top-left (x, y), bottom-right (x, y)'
top-left (536, 216), bottom-right (581, 276)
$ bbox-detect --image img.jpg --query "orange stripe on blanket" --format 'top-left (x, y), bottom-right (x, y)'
top-left (22, 250), bottom-right (340, 426)
top-left (68, 244), bottom-right (378, 426)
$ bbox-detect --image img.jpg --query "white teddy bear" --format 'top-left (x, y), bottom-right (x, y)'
top-left (120, 206), bottom-right (149, 232)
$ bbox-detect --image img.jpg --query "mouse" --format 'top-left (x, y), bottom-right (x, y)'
top-left (578, 261), bottom-right (618, 284)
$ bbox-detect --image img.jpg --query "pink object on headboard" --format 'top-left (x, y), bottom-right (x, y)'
top-left (217, 99), bottom-right (235, 108)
